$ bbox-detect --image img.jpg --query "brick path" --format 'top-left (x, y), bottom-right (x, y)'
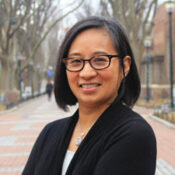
top-left (0, 96), bottom-right (174, 175)
top-left (133, 106), bottom-right (175, 175)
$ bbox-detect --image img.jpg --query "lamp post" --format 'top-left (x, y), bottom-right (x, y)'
top-left (165, 0), bottom-right (175, 109)
top-left (36, 64), bottom-right (41, 95)
top-left (29, 60), bottom-right (34, 97)
top-left (17, 53), bottom-right (22, 101)
top-left (144, 36), bottom-right (152, 103)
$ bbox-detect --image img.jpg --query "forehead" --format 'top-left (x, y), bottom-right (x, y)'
top-left (72, 28), bottom-right (111, 43)
top-left (68, 28), bottom-right (116, 55)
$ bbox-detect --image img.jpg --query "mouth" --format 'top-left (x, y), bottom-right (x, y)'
top-left (80, 84), bottom-right (101, 89)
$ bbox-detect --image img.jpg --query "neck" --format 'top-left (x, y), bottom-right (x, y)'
top-left (78, 102), bottom-right (110, 129)
top-left (73, 103), bottom-right (111, 147)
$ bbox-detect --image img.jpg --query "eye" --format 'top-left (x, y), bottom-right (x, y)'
top-left (67, 58), bottom-right (82, 64)
top-left (71, 59), bottom-right (81, 63)
top-left (93, 56), bottom-right (108, 63)
top-left (94, 57), bottom-right (107, 62)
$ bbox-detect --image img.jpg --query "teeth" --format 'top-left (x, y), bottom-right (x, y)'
top-left (81, 84), bottom-right (99, 88)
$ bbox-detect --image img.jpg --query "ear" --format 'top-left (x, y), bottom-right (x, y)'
top-left (123, 56), bottom-right (131, 77)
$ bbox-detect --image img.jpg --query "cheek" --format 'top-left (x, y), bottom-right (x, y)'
top-left (66, 71), bottom-right (78, 90)
top-left (102, 67), bottom-right (123, 91)
top-left (103, 65), bottom-right (123, 82)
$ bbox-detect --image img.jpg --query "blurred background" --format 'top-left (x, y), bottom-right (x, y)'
top-left (0, 0), bottom-right (175, 112)
top-left (0, 0), bottom-right (175, 174)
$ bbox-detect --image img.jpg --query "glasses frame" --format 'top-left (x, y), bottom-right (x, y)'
top-left (62, 54), bottom-right (121, 72)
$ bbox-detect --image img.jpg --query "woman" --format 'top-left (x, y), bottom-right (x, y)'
top-left (22, 16), bottom-right (157, 175)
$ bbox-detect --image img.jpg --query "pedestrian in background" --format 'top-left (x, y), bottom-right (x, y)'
top-left (22, 16), bottom-right (157, 175)
top-left (46, 80), bottom-right (53, 101)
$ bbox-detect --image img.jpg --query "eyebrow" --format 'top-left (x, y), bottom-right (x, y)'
top-left (68, 53), bottom-right (81, 57)
top-left (93, 51), bottom-right (109, 55)
top-left (68, 51), bottom-right (110, 57)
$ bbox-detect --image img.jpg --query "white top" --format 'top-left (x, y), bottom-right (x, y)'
top-left (61, 150), bottom-right (75, 175)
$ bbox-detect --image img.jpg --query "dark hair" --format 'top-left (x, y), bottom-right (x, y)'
top-left (54, 16), bottom-right (140, 111)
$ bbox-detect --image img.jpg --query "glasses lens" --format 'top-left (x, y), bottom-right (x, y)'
top-left (91, 55), bottom-right (109, 69)
top-left (64, 57), bottom-right (83, 71)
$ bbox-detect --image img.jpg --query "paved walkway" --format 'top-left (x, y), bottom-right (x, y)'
top-left (133, 106), bottom-right (175, 175)
top-left (0, 95), bottom-right (174, 175)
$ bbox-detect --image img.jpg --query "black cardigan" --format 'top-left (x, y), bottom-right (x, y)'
top-left (22, 102), bottom-right (157, 175)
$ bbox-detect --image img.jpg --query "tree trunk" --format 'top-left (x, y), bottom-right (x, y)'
top-left (0, 54), bottom-right (10, 92)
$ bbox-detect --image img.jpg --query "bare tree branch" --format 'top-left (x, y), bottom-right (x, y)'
top-left (99, 0), bottom-right (158, 70)
top-left (21, 0), bottom-right (85, 71)
top-left (9, 1), bottom-right (32, 39)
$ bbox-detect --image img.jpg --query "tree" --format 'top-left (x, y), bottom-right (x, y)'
top-left (75, 0), bottom-right (99, 20)
top-left (99, 0), bottom-right (158, 72)
top-left (0, 0), bottom-right (85, 95)
top-left (0, 0), bottom-right (32, 91)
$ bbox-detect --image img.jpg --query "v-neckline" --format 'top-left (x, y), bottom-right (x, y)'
top-left (60, 101), bottom-right (124, 175)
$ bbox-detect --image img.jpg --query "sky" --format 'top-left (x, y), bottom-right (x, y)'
top-left (159, 0), bottom-right (174, 5)
top-left (57, 0), bottom-right (172, 35)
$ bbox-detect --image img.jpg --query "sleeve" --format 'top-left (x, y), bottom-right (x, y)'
top-left (22, 124), bottom-right (50, 175)
top-left (94, 120), bottom-right (157, 175)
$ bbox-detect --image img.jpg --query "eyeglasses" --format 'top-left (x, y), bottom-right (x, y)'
top-left (62, 54), bottom-right (121, 72)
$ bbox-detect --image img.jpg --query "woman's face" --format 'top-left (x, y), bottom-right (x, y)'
top-left (66, 28), bottom-right (130, 107)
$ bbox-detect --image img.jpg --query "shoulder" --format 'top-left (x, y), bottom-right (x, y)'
top-left (41, 117), bottom-right (71, 136)
top-left (32, 117), bottom-right (71, 145)
top-left (123, 106), bottom-right (155, 138)
top-left (102, 107), bottom-right (157, 163)
top-left (121, 117), bottom-right (156, 143)
top-left (125, 106), bottom-right (155, 136)
top-left (114, 104), bottom-right (153, 129)
top-left (96, 106), bottom-right (157, 175)
top-left (46, 117), bottom-right (71, 128)
top-left (107, 104), bottom-right (156, 146)
top-left (28, 117), bottom-right (72, 154)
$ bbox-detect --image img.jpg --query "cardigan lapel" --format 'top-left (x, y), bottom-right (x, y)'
top-left (65, 101), bottom-right (125, 175)
top-left (54, 110), bottom-right (79, 175)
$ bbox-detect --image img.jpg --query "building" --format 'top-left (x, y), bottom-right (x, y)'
top-left (141, 2), bottom-right (175, 100)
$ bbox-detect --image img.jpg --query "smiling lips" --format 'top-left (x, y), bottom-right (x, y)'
top-left (80, 84), bottom-right (101, 93)
top-left (80, 84), bottom-right (101, 88)
top-left (79, 84), bottom-right (101, 93)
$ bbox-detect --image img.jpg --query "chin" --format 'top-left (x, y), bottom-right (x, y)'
top-left (78, 96), bottom-right (113, 107)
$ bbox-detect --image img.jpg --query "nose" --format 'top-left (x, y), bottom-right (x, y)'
top-left (79, 61), bottom-right (97, 79)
